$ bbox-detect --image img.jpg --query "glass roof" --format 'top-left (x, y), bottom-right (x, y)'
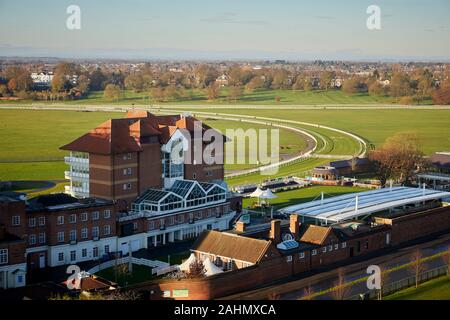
top-left (171, 180), bottom-right (195, 197)
top-left (199, 182), bottom-right (215, 192)
top-left (135, 189), bottom-right (172, 204)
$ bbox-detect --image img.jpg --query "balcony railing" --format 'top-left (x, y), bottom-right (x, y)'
top-left (64, 171), bottom-right (89, 180)
top-left (64, 156), bottom-right (89, 165)
top-left (65, 185), bottom-right (89, 198)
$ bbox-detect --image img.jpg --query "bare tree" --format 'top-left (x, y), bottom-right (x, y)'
top-left (301, 284), bottom-right (314, 300)
top-left (267, 291), bottom-right (280, 300)
top-left (378, 266), bottom-right (390, 300)
top-left (331, 268), bottom-right (350, 300)
top-left (369, 132), bottom-right (423, 186)
top-left (188, 259), bottom-right (206, 279)
top-left (409, 249), bottom-right (425, 289)
top-left (207, 82), bottom-right (220, 101)
top-left (443, 246), bottom-right (450, 276)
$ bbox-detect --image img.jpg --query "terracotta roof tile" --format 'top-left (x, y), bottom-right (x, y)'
top-left (192, 230), bottom-right (271, 264)
top-left (299, 225), bottom-right (331, 245)
top-left (61, 111), bottom-right (225, 155)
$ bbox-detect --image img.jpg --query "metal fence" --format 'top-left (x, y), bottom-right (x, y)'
top-left (348, 265), bottom-right (449, 300)
top-left (87, 257), bottom-right (170, 276)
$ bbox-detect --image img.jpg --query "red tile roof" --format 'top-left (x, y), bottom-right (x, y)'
top-left (61, 111), bottom-right (219, 155)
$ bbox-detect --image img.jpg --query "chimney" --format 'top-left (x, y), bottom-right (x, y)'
top-left (236, 221), bottom-right (246, 233)
top-left (269, 220), bottom-right (281, 243)
top-left (289, 215), bottom-right (300, 239)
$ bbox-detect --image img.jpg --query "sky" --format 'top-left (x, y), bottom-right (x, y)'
top-left (0, 0), bottom-right (450, 61)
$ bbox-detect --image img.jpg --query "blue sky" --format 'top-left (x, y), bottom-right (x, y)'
top-left (1, 0), bottom-right (449, 60)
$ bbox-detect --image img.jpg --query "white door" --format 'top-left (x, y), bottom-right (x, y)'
top-left (131, 240), bottom-right (140, 252)
top-left (120, 242), bottom-right (129, 255)
top-left (39, 253), bottom-right (46, 269)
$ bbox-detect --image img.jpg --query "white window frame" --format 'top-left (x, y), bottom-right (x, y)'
top-left (38, 216), bottom-right (46, 226)
top-left (29, 234), bottom-right (36, 245)
top-left (322, 246), bottom-right (327, 253)
top-left (103, 225), bottom-right (111, 236)
top-left (58, 252), bottom-right (64, 262)
top-left (57, 216), bottom-right (64, 225)
top-left (0, 249), bottom-right (8, 264)
top-left (299, 252), bottom-right (305, 259)
top-left (11, 216), bottom-right (20, 226)
top-left (81, 212), bottom-right (88, 222)
top-left (57, 232), bottom-right (64, 243)
top-left (39, 232), bottom-right (46, 244)
top-left (312, 249), bottom-right (317, 256)
top-left (70, 250), bottom-right (76, 262)
top-left (81, 248), bottom-right (87, 258)
top-left (69, 214), bottom-right (77, 224)
top-left (334, 244), bottom-right (339, 250)
top-left (69, 230), bottom-right (77, 242)
top-left (81, 228), bottom-right (88, 239)
top-left (92, 227), bottom-right (99, 238)
top-left (92, 211), bottom-right (99, 221)
top-left (286, 255), bottom-right (293, 262)
top-left (93, 247), bottom-right (99, 258)
top-left (29, 218), bottom-right (36, 228)
top-left (342, 242), bottom-right (347, 249)
top-left (104, 209), bottom-right (111, 219)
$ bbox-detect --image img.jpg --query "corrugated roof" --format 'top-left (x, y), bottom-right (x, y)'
top-left (192, 230), bottom-right (272, 264)
top-left (281, 186), bottom-right (450, 223)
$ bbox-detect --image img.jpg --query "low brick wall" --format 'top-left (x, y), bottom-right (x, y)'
top-left (134, 257), bottom-right (291, 300)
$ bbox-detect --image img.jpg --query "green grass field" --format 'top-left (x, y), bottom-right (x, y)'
top-left (1, 107), bottom-right (448, 186)
top-left (0, 109), bottom-right (307, 181)
top-left (0, 88), bottom-right (413, 106)
top-left (187, 108), bottom-right (450, 155)
top-left (95, 264), bottom-right (156, 287)
top-left (242, 185), bottom-right (366, 210)
top-left (385, 275), bottom-right (450, 300)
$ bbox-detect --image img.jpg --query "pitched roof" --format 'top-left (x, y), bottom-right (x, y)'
top-left (429, 152), bottom-right (450, 170)
top-left (298, 224), bottom-right (332, 245)
top-left (192, 230), bottom-right (272, 264)
top-left (61, 111), bottom-right (225, 155)
top-left (329, 157), bottom-right (370, 169)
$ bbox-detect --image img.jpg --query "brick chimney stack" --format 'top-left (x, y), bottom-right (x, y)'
top-left (236, 221), bottom-right (246, 233)
top-left (289, 215), bottom-right (300, 240)
top-left (270, 220), bottom-right (281, 243)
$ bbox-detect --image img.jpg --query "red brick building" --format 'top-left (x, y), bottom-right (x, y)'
top-left (61, 110), bottom-right (225, 205)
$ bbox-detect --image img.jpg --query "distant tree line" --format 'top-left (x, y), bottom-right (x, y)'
top-left (1, 62), bottom-right (449, 104)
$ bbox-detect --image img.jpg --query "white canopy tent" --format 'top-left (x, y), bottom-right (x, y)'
top-left (178, 253), bottom-right (197, 272)
top-left (203, 257), bottom-right (224, 277)
top-left (249, 187), bottom-right (264, 198)
top-left (259, 189), bottom-right (277, 200)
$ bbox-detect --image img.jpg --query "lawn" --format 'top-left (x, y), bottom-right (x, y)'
top-left (0, 88), bottom-right (403, 106)
top-left (385, 275), bottom-right (450, 300)
top-left (242, 185), bottom-right (366, 210)
top-left (1, 107), bottom-right (448, 184)
top-left (95, 264), bottom-right (156, 287)
top-left (155, 251), bottom-right (190, 265)
top-left (185, 108), bottom-right (450, 155)
top-left (0, 109), bottom-right (307, 180)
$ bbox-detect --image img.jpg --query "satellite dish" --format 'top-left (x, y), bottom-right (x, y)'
top-left (282, 233), bottom-right (293, 241)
